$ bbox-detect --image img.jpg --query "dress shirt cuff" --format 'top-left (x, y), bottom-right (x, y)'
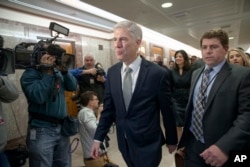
top-left (94, 140), bottom-right (102, 143)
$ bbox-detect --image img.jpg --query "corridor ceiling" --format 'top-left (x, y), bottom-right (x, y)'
top-left (1, 0), bottom-right (250, 50)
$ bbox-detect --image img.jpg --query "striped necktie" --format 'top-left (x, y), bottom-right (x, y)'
top-left (192, 68), bottom-right (212, 140)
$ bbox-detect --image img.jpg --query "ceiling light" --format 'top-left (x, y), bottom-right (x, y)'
top-left (246, 47), bottom-right (250, 54)
top-left (161, 2), bottom-right (173, 8)
top-left (229, 37), bottom-right (234, 40)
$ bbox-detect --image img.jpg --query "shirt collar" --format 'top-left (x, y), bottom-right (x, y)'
top-left (122, 56), bottom-right (142, 73)
top-left (205, 59), bottom-right (226, 74)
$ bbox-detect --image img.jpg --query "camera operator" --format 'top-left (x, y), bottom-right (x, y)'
top-left (20, 44), bottom-right (78, 167)
top-left (0, 35), bottom-right (19, 167)
top-left (70, 53), bottom-right (106, 103)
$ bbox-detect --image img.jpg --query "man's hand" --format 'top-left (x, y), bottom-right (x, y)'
top-left (167, 144), bottom-right (177, 154)
top-left (200, 144), bottom-right (228, 167)
top-left (96, 103), bottom-right (103, 120)
top-left (84, 68), bottom-right (97, 75)
top-left (91, 141), bottom-right (101, 159)
top-left (40, 54), bottom-right (56, 65)
top-left (56, 65), bottom-right (68, 74)
top-left (40, 54), bottom-right (56, 74)
top-left (96, 75), bottom-right (106, 82)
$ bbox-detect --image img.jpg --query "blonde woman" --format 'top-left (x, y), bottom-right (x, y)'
top-left (226, 48), bottom-right (250, 67)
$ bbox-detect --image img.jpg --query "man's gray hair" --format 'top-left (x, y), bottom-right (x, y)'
top-left (84, 53), bottom-right (96, 60)
top-left (114, 20), bottom-right (142, 41)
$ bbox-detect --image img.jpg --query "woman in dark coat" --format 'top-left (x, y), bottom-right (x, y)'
top-left (170, 50), bottom-right (193, 141)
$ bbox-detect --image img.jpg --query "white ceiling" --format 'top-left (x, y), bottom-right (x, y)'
top-left (1, 0), bottom-right (250, 50)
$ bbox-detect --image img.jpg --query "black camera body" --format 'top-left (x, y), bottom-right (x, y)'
top-left (0, 48), bottom-right (15, 75)
top-left (32, 41), bottom-right (66, 67)
top-left (14, 40), bottom-right (65, 70)
top-left (1, 22), bottom-right (72, 74)
top-left (96, 67), bottom-right (105, 76)
top-left (14, 22), bottom-right (74, 70)
top-left (15, 41), bottom-right (75, 71)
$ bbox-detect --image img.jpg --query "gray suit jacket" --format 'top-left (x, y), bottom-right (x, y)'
top-left (179, 61), bottom-right (250, 154)
top-left (0, 77), bottom-right (19, 151)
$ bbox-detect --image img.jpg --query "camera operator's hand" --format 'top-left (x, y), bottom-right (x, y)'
top-left (56, 65), bottom-right (68, 75)
top-left (96, 75), bottom-right (106, 83)
top-left (83, 68), bottom-right (97, 76)
top-left (40, 54), bottom-right (56, 75)
top-left (40, 54), bottom-right (56, 65)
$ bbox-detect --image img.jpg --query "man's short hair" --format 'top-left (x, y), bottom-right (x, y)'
top-left (200, 29), bottom-right (229, 49)
top-left (79, 91), bottom-right (97, 106)
top-left (114, 20), bottom-right (142, 41)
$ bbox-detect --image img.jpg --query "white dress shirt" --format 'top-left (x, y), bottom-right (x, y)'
top-left (121, 56), bottom-right (142, 93)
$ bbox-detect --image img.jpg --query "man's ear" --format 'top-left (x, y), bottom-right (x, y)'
top-left (88, 100), bottom-right (93, 106)
top-left (224, 45), bottom-right (229, 52)
top-left (136, 39), bottom-right (142, 46)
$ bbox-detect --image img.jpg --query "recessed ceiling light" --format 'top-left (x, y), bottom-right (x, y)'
top-left (229, 37), bottom-right (234, 40)
top-left (161, 2), bottom-right (173, 8)
top-left (246, 47), bottom-right (250, 54)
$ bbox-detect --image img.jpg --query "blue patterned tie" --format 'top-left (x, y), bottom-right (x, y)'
top-left (192, 68), bottom-right (212, 140)
top-left (123, 67), bottom-right (133, 110)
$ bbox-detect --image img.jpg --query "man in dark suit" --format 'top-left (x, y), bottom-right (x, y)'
top-left (91, 20), bottom-right (178, 167)
top-left (179, 29), bottom-right (250, 167)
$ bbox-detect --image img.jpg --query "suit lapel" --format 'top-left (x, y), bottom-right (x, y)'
top-left (114, 60), bottom-right (148, 113)
top-left (205, 62), bottom-right (231, 110)
top-left (126, 58), bottom-right (149, 112)
top-left (131, 58), bottom-right (149, 97)
top-left (190, 68), bottom-right (204, 96)
top-left (187, 67), bottom-right (204, 109)
top-left (111, 63), bottom-right (125, 110)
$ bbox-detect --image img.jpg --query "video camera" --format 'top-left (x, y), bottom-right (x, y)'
top-left (0, 48), bottom-right (15, 76)
top-left (96, 67), bottom-right (105, 76)
top-left (0, 35), bottom-right (15, 76)
top-left (94, 63), bottom-right (105, 77)
top-left (14, 22), bottom-right (74, 70)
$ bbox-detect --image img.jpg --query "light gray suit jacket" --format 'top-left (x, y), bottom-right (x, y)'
top-left (0, 77), bottom-right (19, 151)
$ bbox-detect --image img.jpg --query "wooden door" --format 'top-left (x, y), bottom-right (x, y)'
top-left (58, 42), bottom-right (78, 118)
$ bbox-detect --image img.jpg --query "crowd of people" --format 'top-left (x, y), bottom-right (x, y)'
top-left (1, 19), bottom-right (250, 167)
